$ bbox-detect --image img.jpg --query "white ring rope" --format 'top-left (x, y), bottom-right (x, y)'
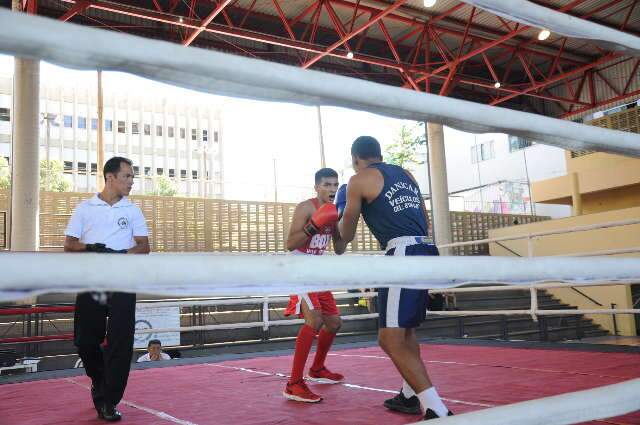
top-left (411, 378), bottom-right (640, 425)
top-left (1, 253), bottom-right (639, 301)
top-left (0, 9), bottom-right (639, 156)
top-left (462, 0), bottom-right (640, 56)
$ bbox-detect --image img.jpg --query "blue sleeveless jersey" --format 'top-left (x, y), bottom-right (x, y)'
top-left (361, 163), bottom-right (428, 249)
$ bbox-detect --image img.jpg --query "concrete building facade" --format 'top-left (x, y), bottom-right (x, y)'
top-left (0, 76), bottom-right (224, 198)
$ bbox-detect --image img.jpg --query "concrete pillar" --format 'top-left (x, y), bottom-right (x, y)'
top-left (72, 87), bottom-right (78, 191)
top-left (86, 87), bottom-right (92, 192)
top-left (426, 122), bottom-right (452, 255)
top-left (186, 107), bottom-right (192, 196)
top-left (317, 106), bottom-right (326, 168)
top-left (10, 58), bottom-right (40, 251)
top-left (96, 71), bottom-right (105, 191)
top-left (570, 172), bottom-right (583, 216)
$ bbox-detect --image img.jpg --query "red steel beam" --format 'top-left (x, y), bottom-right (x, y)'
top-left (622, 59), bottom-right (640, 94)
top-left (0, 334), bottom-right (74, 344)
top-left (491, 53), bottom-right (622, 105)
top-left (481, 52), bottom-right (499, 84)
top-left (53, 0), bottom-right (635, 113)
top-left (595, 70), bottom-right (621, 96)
top-left (183, 0), bottom-right (234, 46)
top-left (621, 0), bottom-right (638, 30)
top-left (302, 0), bottom-right (408, 69)
top-left (26, 0), bottom-right (38, 14)
top-left (239, 0), bottom-right (257, 28)
top-left (53, 0), bottom-right (595, 107)
top-left (151, 0), bottom-right (163, 13)
top-left (324, 0), bottom-right (354, 53)
top-left (291, 0), bottom-right (320, 27)
top-left (271, 0), bottom-right (296, 40)
top-left (59, 0), bottom-right (90, 22)
top-left (562, 88), bottom-right (640, 119)
top-left (0, 306), bottom-right (75, 315)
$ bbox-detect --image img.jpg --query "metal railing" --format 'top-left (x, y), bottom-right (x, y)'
top-left (435, 218), bottom-right (640, 333)
top-left (0, 292), bottom-right (378, 347)
top-left (438, 217), bottom-right (640, 258)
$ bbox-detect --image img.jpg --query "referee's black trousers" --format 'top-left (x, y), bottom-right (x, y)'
top-left (74, 292), bottom-right (136, 406)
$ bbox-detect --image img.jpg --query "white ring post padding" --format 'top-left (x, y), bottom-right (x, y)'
top-left (461, 0), bottom-right (640, 56)
top-left (1, 253), bottom-right (639, 301)
top-left (0, 10), bottom-right (639, 156)
top-left (411, 378), bottom-right (640, 425)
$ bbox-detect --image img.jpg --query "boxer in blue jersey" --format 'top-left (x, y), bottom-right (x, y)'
top-left (338, 136), bottom-right (452, 421)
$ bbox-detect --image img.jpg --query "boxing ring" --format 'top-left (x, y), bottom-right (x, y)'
top-left (0, 3), bottom-right (640, 424)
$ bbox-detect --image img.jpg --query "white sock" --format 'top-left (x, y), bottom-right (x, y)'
top-left (417, 387), bottom-right (449, 417)
top-left (402, 380), bottom-right (415, 397)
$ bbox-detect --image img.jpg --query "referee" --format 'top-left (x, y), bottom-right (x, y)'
top-left (64, 156), bottom-right (150, 421)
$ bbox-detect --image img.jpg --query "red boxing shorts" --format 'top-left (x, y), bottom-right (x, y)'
top-left (284, 291), bottom-right (340, 318)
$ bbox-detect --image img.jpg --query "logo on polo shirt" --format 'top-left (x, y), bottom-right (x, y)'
top-left (117, 217), bottom-right (129, 229)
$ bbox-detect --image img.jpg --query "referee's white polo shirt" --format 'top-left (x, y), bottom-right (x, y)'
top-left (65, 194), bottom-right (149, 251)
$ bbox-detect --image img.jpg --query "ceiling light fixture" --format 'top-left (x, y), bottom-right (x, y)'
top-left (538, 29), bottom-right (551, 41)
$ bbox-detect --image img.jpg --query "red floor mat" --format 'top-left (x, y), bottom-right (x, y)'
top-left (1, 344), bottom-right (638, 425)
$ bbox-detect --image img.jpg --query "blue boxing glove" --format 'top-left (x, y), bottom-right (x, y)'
top-left (335, 184), bottom-right (347, 219)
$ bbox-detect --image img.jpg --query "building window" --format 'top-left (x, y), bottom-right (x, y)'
top-left (144, 124), bottom-right (151, 136)
top-left (91, 118), bottom-right (98, 130)
top-left (471, 140), bottom-right (495, 163)
top-left (77, 117), bottom-right (87, 129)
top-left (213, 131), bottom-right (219, 143)
top-left (64, 115), bottom-right (73, 128)
top-left (508, 135), bottom-right (533, 152)
top-left (169, 168), bottom-right (175, 178)
top-left (133, 166), bottom-right (140, 176)
top-left (191, 129), bottom-right (197, 141)
top-left (180, 128), bottom-right (186, 139)
top-left (132, 122), bottom-right (140, 135)
top-left (0, 107), bottom-right (10, 121)
top-left (117, 120), bottom-right (126, 133)
top-left (192, 170), bottom-right (198, 180)
top-left (202, 129), bottom-right (208, 142)
top-left (63, 161), bottom-right (73, 172)
top-left (180, 169), bottom-right (187, 179)
top-left (105, 119), bottom-right (113, 132)
top-left (168, 126), bottom-right (174, 138)
top-left (144, 166), bottom-right (151, 176)
top-left (156, 167), bottom-right (164, 176)
top-left (49, 114), bottom-right (60, 127)
top-left (91, 163), bottom-right (97, 174)
top-left (78, 162), bottom-right (87, 173)
top-left (156, 125), bottom-right (163, 137)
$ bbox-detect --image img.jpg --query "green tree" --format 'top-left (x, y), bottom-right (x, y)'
top-left (0, 159), bottom-right (70, 192)
top-left (384, 123), bottom-right (426, 169)
top-left (0, 157), bottom-right (9, 190)
top-left (40, 159), bottom-right (71, 192)
top-left (149, 175), bottom-right (178, 197)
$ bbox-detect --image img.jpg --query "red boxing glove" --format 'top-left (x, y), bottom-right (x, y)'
top-left (303, 203), bottom-right (339, 236)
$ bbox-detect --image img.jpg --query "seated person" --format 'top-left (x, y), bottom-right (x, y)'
top-left (137, 339), bottom-right (171, 362)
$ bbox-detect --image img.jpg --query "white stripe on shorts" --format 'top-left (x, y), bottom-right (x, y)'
top-left (295, 293), bottom-right (315, 315)
top-left (386, 244), bottom-right (406, 327)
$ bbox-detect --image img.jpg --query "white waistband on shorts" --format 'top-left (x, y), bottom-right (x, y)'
top-left (386, 236), bottom-right (432, 251)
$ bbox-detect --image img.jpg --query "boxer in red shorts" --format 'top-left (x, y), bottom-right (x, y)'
top-left (283, 168), bottom-right (347, 403)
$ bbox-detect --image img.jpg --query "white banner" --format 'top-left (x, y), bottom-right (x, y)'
top-left (134, 305), bottom-right (181, 349)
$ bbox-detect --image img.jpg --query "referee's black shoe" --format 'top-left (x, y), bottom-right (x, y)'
top-left (383, 391), bottom-right (421, 415)
top-left (98, 404), bottom-right (122, 422)
top-left (423, 409), bottom-right (454, 420)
